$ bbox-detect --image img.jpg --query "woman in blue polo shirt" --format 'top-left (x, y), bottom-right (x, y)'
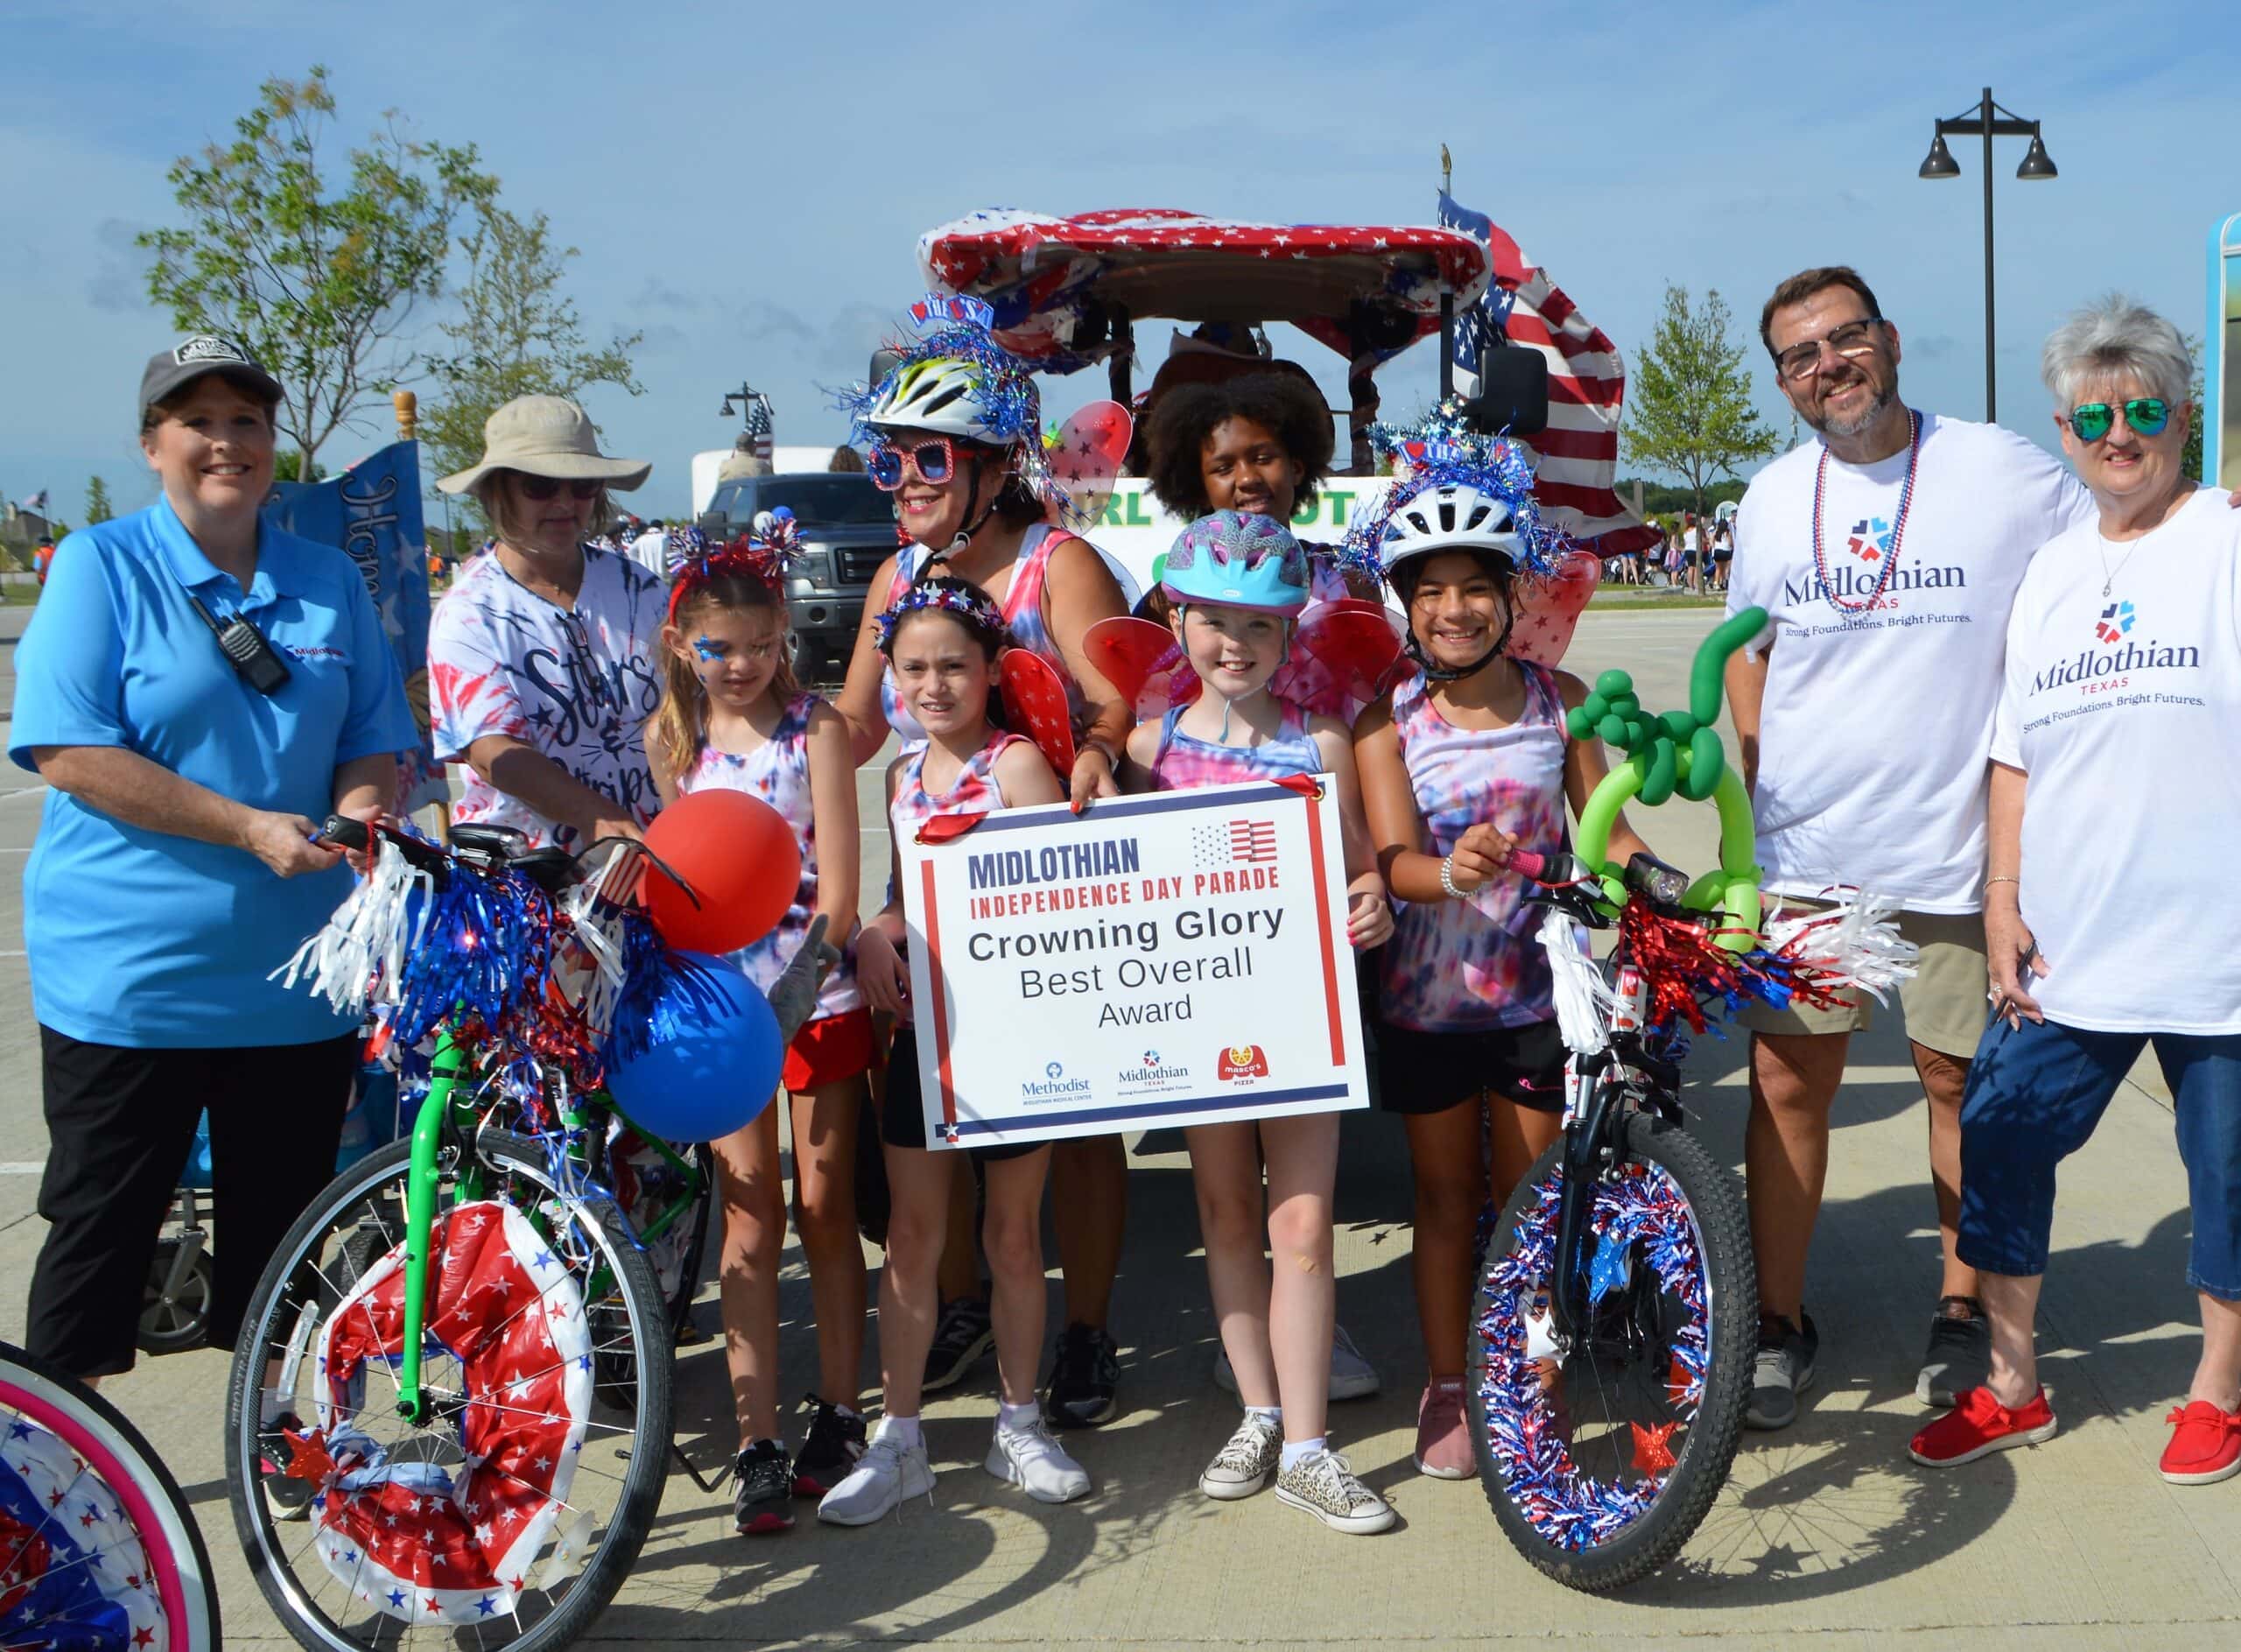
top-left (10, 335), bottom-right (416, 1382)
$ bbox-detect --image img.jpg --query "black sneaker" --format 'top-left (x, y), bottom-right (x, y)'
top-left (1745, 1311), bottom-right (1819, 1431)
top-left (790, 1395), bottom-right (868, 1499)
top-left (1042, 1322), bottom-right (1120, 1429)
top-left (924, 1296), bottom-right (994, 1394)
top-left (1917, 1296), bottom-right (1992, 1408)
top-left (732, 1438), bottom-right (794, 1536)
top-left (258, 1413), bottom-right (317, 1522)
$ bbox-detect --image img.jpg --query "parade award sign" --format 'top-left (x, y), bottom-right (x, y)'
top-left (899, 777), bottom-right (1370, 1149)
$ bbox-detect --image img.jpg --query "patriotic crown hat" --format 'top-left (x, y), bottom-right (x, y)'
top-left (875, 575), bottom-right (1012, 656)
top-left (666, 508), bottom-right (804, 623)
top-left (1345, 398), bottom-right (1564, 582)
top-left (838, 293), bottom-right (1064, 513)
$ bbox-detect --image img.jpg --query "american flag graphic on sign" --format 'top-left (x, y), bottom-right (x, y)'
top-left (1190, 819), bottom-right (1275, 867)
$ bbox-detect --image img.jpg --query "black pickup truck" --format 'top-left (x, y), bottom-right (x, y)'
top-left (699, 473), bottom-right (898, 685)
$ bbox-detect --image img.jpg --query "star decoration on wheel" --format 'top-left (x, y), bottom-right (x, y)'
top-left (1629, 1419), bottom-right (1679, 1474)
top-left (285, 1428), bottom-right (336, 1485)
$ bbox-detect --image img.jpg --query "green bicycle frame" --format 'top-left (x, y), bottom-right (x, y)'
top-left (390, 1027), bottom-right (704, 1424)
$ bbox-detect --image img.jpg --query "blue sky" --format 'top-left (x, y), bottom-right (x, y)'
top-left (4, 0), bottom-right (2230, 525)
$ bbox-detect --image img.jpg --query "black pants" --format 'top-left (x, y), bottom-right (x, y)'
top-left (27, 1026), bottom-right (357, 1378)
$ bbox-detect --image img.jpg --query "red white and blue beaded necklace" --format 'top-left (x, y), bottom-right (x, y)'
top-left (1810, 407), bottom-right (1922, 615)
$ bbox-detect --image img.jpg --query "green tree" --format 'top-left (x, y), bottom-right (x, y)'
top-left (271, 453), bottom-right (330, 485)
top-left (137, 66), bottom-right (497, 480)
top-left (84, 477), bottom-right (112, 524)
top-left (2183, 331), bottom-right (2206, 483)
top-left (1621, 284), bottom-right (1781, 517)
top-left (421, 202), bottom-right (643, 520)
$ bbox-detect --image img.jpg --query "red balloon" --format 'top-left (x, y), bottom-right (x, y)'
top-left (640, 791), bottom-right (799, 954)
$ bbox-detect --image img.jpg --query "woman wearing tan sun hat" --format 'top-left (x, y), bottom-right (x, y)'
top-left (428, 394), bottom-right (663, 850)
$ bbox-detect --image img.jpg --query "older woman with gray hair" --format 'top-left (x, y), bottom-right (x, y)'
top-left (1910, 296), bottom-right (2241, 1481)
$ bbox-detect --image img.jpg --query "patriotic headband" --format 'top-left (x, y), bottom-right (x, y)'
top-left (666, 508), bottom-right (803, 624)
top-left (1345, 398), bottom-right (1565, 580)
top-left (874, 578), bottom-right (1011, 654)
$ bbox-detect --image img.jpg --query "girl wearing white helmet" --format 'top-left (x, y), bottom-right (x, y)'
top-left (1349, 417), bottom-right (1656, 1483)
top-left (1120, 510), bottom-right (1399, 1536)
top-left (828, 297), bottom-right (1139, 1435)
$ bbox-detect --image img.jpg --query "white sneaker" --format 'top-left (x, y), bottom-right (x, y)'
top-left (1213, 1324), bottom-right (1381, 1401)
top-left (1198, 1412), bottom-right (1283, 1501)
top-left (985, 1417), bottom-right (1092, 1503)
top-left (817, 1431), bottom-right (935, 1526)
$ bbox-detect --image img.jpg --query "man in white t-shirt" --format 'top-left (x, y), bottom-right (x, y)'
top-left (629, 518), bottom-right (671, 579)
top-left (1722, 265), bottom-right (2096, 1430)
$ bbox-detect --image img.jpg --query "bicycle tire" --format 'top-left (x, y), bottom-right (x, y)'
top-left (0, 1337), bottom-right (222, 1649)
top-left (1468, 1110), bottom-right (1755, 1591)
top-left (225, 1132), bottom-right (672, 1651)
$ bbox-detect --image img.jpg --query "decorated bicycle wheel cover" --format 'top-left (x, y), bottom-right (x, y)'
top-left (997, 648), bottom-right (1077, 777)
top-left (1507, 549), bottom-right (1600, 667)
top-left (1081, 615), bottom-right (1197, 719)
top-left (0, 1410), bottom-right (165, 1648)
top-left (1476, 1164), bottom-right (1710, 1549)
top-left (307, 1199), bottom-right (593, 1624)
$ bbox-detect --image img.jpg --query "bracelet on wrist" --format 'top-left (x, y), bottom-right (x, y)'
top-left (1985, 875), bottom-right (2020, 890)
top-left (1439, 854), bottom-right (1464, 900)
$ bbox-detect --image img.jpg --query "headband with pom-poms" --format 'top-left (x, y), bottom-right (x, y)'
top-left (665, 508), bottom-right (803, 624)
top-left (1344, 397), bottom-right (1567, 582)
top-left (874, 573), bottom-right (1012, 656)
top-left (835, 293), bottom-right (1066, 517)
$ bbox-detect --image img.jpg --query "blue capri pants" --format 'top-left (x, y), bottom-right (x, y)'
top-left (1956, 1017), bottom-right (2241, 1298)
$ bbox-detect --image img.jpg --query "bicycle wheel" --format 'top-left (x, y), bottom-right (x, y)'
top-left (1468, 1109), bottom-right (1755, 1591)
top-left (225, 1131), bottom-right (672, 1651)
top-left (0, 1338), bottom-right (221, 1649)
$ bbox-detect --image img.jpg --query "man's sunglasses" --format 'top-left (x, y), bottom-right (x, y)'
top-left (1773, 318), bottom-right (1887, 382)
top-left (867, 436), bottom-right (956, 491)
top-left (2069, 398), bottom-right (2171, 442)
top-left (512, 475), bottom-right (604, 502)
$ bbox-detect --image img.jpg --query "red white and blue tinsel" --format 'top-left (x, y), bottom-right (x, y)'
top-left (1347, 400), bottom-right (1568, 584)
top-left (664, 508), bottom-right (803, 624)
top-left (836, 292), bottom-right (1065, 517)
top-left (1475, 1163), bottom-right (1711, 1551)
top-left (0, 1401), bottom-right (168, 1651)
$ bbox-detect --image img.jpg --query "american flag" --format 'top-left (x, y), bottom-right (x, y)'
top-left (1191, 818), bottom-right (1277, 868)
top-left (1437, 193), bottom-right (1659, 559)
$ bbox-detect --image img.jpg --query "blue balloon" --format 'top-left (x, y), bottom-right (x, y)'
top-left (602, 950), bottom-right (781, 1142)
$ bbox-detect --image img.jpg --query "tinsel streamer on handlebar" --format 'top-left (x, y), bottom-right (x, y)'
top-left (1616, 903), bottom-right (1850, 1037)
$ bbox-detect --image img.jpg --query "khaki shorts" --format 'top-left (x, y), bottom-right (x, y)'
top-left (1735, 906), bottom-right (1988, 1060)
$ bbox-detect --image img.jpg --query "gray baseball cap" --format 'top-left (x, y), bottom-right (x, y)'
top-left (139, 334), bottom-right (285, 418)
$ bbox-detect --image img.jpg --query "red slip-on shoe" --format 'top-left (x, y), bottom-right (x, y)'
top-left (1908, 1385), bottom-right (2056, 1467)
top-left (2160, 1400), bottom-right (2241, 1486)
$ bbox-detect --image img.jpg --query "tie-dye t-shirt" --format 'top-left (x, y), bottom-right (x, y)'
top-left (428, 546), bottom-right (665, 850)
top-left (879, 526), bottom-right (1092, 748)
top-left (889, 731), bottom-right (1028, 841)
top-left (1380, 664), bottom-right (1569, 1032)
top-left (678, 692), bottom-right (861, 1023)
top-left (1147, 702), bottom-right (1324, 791)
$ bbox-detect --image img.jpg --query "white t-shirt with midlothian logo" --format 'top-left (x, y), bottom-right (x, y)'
top-left (1991, 486), bottom-right (2241, 1033)
top-left (1726, 411), bottom-right (2093, 912)
top-left (428, 546), bottom-right (666, 850)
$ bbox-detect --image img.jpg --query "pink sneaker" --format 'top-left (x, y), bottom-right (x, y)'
top-left (1414, 1379), bottom-right (1474, 1480)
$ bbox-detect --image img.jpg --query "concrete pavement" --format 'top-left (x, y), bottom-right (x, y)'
top-left (0, 602), bottom-right (2225, 1647)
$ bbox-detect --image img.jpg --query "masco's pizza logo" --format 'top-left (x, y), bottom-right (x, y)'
top-left (1217, 1044), bottom-right (1269, 1081)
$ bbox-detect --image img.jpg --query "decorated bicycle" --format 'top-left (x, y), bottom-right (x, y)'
top-left (1468, 610), bottom-right (1918, 1590)
top-left (228, 795), bottom-right (818, 1651)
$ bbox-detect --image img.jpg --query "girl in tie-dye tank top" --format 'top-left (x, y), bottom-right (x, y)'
top-left (645, 519), bottom-right (874, 1527)
top-left (829, 575), bottom-right (1098, 1522)
top-left (1352, 472), bottom-right (1652, 1484)
top-left (1119, 511), bottom-right (1400, 1535)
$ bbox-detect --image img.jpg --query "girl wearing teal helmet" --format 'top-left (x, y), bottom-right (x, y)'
top-left (1120, 510), bottom-right (1397, 1534)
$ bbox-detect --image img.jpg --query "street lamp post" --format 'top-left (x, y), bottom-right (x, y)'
top-left (1918, 87), bottom-right (2057, 422)
top-left (719, 382), bottom-right (775, 459)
